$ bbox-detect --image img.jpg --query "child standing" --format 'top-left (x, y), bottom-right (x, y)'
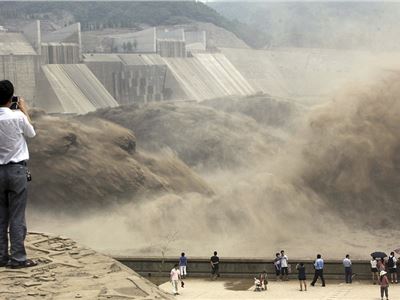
top-left (170, 264), bottom-right (181, 296)
top-left (379, 270), bottom-right (389, 300)
top-left (296, 262), bottom-right (307, 291)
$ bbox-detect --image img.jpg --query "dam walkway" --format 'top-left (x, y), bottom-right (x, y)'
top-left (158, 278), bottom-right (400, 300)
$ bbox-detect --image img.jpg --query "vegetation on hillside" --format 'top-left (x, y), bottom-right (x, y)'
top-left (0, 1), bottom-right (267, 48)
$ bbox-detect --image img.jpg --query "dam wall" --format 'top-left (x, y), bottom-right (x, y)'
top-left (0, 22), bottom-right (84, 107)
top-left (41, 43), bottom-right (80, 64)
top-left (221, 48), bottom-right (290, 98)
top-left (0, 55), bottom-right (38, 104)
top-left (84, 52), bottom-right (255, 103)
top-left (0, 32), bottom-right (39, 104)
top-left (221, 47), bottom-right (400, 105)
top-left (162, 53), bottom-right (255, 101)
top-left (85, 54), bottom-right (169, 104)
top-left (22, 20), bottom-right (41, 55)
top-left (116, 257), bottom-right (392, 280)
top-left (37, 64), bottom-right (118, 114)
top-left (257, 47), bottom-right (371, 102)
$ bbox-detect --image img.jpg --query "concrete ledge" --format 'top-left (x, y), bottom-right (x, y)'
top-left (114, 257), bottom-right (396, 280)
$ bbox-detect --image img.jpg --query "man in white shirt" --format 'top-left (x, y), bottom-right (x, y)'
top-left (0, 80), bottom-right (36, 269)
top-left (388, 252), bottom-right (398, 283)
top-left (280, 250), bottom-right (289, 281)
top-left (170, 264), bottom-right (181, 295)
top-left (311, 254), bottom-right (325, 287)
top-left (343, 254), bottom-right (352, 283)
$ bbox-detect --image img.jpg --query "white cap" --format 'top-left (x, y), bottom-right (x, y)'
top-left (380, 271), bottom-right (387, 276)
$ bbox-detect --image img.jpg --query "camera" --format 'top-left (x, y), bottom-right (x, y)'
top-left (10, 96), bottom-right (19, 110)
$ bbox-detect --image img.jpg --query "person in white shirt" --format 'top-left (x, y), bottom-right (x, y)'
top-left (343, 254), bottom-right (352, 283)
top-left (170, 264), bottom-right (182, 295)
top-left (311, 254), bottom-right (325, 287)
top-left (388, 252), bottom-right (398, 284)
top-left (0, 80), bottom-right (36, 269)
top-left (371, 257), bottom-right (379, 285)
top-left (280, 250), bottom-right (289, 281)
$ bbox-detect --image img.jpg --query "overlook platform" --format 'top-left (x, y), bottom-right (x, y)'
top-left (159, 278), bottom-right (400, 299)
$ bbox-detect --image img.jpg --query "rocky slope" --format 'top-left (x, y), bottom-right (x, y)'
top-left (0, 232), bottom-right (170, 299)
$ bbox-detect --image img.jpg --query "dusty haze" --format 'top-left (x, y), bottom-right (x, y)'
top-left (29, 70), bottom-right (400, 259)
top-left (19, 2), bottom-right (400, 259)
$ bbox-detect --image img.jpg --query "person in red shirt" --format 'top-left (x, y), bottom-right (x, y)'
top-left (379, 270), bottom-right (389, 300)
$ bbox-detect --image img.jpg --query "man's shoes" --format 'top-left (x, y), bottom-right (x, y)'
top-left (0, 260), bottom-right (8, 267)
top-left (6, 259), bottom-right (37, 269)
top-left (0, 256), bottom-right (9, 267)
top-left (310, 283), bottom-right (315, 286)
top-left (322, 284), bottom-right (326, 287)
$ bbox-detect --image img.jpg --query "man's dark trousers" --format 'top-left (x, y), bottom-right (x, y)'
top-left (311, 269), bottom-right (325, 286)
top-left (345, 267), bottom-right (352, 283)
top-left (211, 265), bottom-right (220, 278)
top-left (0, 164), bottom-right (28, 263)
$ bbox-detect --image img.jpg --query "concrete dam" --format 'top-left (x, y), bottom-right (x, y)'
top-left (1, 22), bottom-right (262, 114)
top-left (4, 21), bottom-right (400, 113)
top-left (84, 52), bottom-right (256, 104)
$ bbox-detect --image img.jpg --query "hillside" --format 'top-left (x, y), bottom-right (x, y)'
top-left (28, 111), bottom-right (212, 211)
top-left (0, 1), bottom-right (259, 48)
